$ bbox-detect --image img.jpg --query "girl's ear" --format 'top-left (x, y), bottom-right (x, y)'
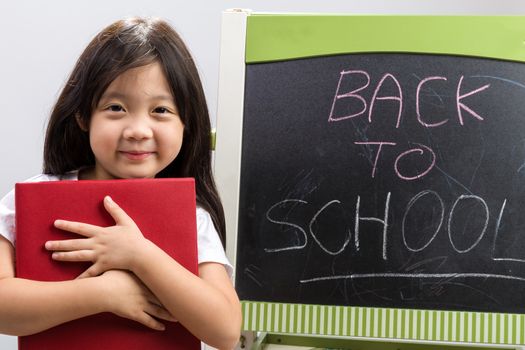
top-left (75, 114), bottom-right (89, 132)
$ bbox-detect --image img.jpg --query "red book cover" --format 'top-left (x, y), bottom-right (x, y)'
top-left (15, 178), bottom-right (200, 350)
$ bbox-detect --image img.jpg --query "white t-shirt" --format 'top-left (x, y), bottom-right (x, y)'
top-left (0, 172), bottom-right (233, 277)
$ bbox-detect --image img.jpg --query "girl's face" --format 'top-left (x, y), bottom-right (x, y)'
top-left (83, 62), bottom-right (184, 180)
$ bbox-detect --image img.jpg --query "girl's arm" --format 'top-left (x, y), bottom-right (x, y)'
top-left (132, 243), bottom-right (242, 350)
top-left (49, 196), bottom-right (242, 349)
top-left (0, 236), bottom-right (172, 336)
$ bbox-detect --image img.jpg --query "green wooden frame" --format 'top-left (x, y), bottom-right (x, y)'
top-left (246, 15), bottom-right (525, 64)
top-left (242, 302), bottom-right (525, 345)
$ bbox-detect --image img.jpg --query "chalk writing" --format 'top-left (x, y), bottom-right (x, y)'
top-left (300, 273), bottom-right (525, 284)
top-left (355, 192), bottom-right (391, 260)
top-left (490, 199), bottom-right (525, 263)
top-left (447, 195), bottom-right (489, 253)
top-left (239, 53), bottom-right (525, 311)
top-left (354, 142), bottom-right (396, 178)
top-left (304, 66), bottom-right (519, 300)
top-left (402, 190), bottom-right (444, 252)
top-left (265, 191), bottom-right (518, 280)
top-left (309, 200), bottom-right (351, 255)
top-left (329, 71), bottom-right (490, 128)
top-left (394, 143), bottom-right (436, 180)
top-left (368, 73), bottom-right (403, 127)
top-left (264, 199), bottom-right (308, 252)
top-left (328, 70), bottom-right (370, 122)
top-left (416, 76), bottom-right (449, 127)
top-left (456, 76), bottom-right (490, 126)
top-left (355, 142), bottom-right (436, 180)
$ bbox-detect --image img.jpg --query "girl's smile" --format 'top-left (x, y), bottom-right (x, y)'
top-left (118, 151), bottom-right (156, 161)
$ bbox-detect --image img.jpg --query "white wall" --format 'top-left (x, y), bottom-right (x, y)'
top-left (1, 0), bottom-right (524, 348)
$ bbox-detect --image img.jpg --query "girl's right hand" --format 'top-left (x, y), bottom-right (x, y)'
top-left (98, 270), bottom-right (175, 331)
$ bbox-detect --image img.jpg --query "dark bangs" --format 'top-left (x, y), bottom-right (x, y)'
top-left (77, 19), bottom-right (161, 128)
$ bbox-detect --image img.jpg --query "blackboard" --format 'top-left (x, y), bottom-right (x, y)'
top-left (236, 52), bottom-right (525, 313)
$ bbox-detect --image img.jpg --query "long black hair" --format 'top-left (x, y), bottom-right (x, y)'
top-left (43, 17), bottom-right (226, 246)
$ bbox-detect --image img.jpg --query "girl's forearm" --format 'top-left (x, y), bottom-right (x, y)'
top-left (0, 276), bottom-right (106, 336)
top-left (132, 240), bottom-right (241, 350)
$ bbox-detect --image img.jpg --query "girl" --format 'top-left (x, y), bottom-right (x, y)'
top-left (0, 17), bottom-right (241, 349)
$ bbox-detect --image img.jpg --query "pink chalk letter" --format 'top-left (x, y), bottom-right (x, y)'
top-left (355, 141), bottom-right (396, 178)
top-left (416, 76), bottom-right (449, 128)
top-left (368, 73), bottom-right (403, 128)
top-left (456, 75), bottom-right (490, 126)
top-left (329, 70), bottom-right (370, 122)
top-left (394, 143), bottom-right (436, 181)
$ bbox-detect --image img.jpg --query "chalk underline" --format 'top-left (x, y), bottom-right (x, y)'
top-left (300, 273), bottom-right (525, 283)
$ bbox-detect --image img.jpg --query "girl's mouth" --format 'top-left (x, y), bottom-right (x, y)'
top-left (119, 151), bottom-right (154, 160)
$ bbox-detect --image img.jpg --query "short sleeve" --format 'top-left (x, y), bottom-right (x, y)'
top-left (0, 173), bottom-right (78, 246)
top-left (0, 189), bottom-right (16, 245)
top-left (196, 207), bottom-right (233, 278)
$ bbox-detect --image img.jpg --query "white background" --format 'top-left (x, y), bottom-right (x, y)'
top-left (1, 0), bottom-right (525, 348)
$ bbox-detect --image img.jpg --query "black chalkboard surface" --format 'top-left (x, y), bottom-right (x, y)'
top-left (236, 53), bottom-right (525, 313)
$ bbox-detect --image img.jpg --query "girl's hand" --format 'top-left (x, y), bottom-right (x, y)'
top-left (99, 270), bottom-right (176, 330)
top-left (46, 196), bottom-right (148, 278)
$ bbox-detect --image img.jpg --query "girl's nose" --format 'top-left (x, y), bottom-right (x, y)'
top-left (123, 117), bottom-right (153, 140)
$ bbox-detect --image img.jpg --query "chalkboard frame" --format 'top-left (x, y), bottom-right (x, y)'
top-left (213, 10), bottom-right (525, 346)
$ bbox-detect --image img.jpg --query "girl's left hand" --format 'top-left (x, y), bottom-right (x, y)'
top-left (45, 196), bottom-right (147, 278)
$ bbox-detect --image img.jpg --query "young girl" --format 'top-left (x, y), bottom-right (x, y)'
top-left (0, 17), bottom-right (241, 349)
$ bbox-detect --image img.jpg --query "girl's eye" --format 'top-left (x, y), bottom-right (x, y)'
top-left (153, 107), bottom-right (170, 114)
top-left (108, 105), bottom-right (124, 112)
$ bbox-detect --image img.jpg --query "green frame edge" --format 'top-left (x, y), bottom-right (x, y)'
top-left (245, 15), bottom-right (525, 63)
top-left (241, 301), bottom-right (525, 345)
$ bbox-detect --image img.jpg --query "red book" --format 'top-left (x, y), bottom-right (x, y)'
top-left (15, 178), bottom-right (200, 350)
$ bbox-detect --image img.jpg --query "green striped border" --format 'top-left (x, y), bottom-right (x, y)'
top-left (241, 301), bottom-right (525, 345)
top-left (246, 15), bottom-right (525, 63)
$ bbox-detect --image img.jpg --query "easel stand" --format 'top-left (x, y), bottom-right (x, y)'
top-left (214, 9), bottom-right (525, 350)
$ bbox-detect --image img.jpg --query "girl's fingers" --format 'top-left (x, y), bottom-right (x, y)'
top-left (103, 196), bottom-right (134, 226)
top-left (45, 238), bottom-right (91, 251)
top-left (54, 220), bottom-right (99, 237)
top-left (137, 312), bottom-right (166, 331)
top-left (51, 249), bottom-right (94, 262)
top-left (145, 303), bottom-right (177, 322)
top-left (142, 287), bottom-right (161, 304)
top-left (140, 286), bottom-right (177, 322)
top-left (76, 264), bottom-right (102, 279)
